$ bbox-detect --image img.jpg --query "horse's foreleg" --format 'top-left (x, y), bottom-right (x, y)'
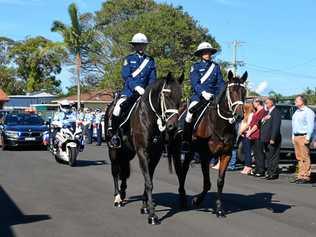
top-left (174, 151), bottom-right (191, 209)
top-left (215, 153), bottom-right (230, 217)
top-left (192, 153), bottom-right (211, 207)
top-left (138, 148), bottom-right (160, 225)
top-left (111, 158), bottom-right (122, 207)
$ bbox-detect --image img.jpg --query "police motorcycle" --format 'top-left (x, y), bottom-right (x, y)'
top-left (44, 101), bottom-right (84, 167)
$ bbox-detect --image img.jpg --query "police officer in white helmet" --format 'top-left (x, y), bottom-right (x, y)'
top-left (109, 33), bottom-right (157, 148)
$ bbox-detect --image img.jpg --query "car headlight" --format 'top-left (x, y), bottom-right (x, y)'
top-left (5, 130), bottom-right (20, 138)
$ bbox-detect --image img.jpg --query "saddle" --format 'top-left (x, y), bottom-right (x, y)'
top-left (178, 100), bottom-right (216, 133)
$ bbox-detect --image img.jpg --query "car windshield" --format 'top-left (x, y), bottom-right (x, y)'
top-left (5, 114), bottom-right (44, 126)
top-left (276, 105), bottom-right (293, 120)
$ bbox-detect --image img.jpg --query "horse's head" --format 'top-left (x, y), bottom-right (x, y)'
top-left (159, 72), bottom-right (184, 132)
top-left (226, 70), bottom-right (248, 122)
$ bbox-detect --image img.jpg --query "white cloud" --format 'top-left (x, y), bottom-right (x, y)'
top-left (255, 81), bottom-right (268, 94)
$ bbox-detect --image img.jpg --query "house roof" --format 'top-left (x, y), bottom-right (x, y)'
top-left (56, 90), bottom-right (114, 103)
top-left (9, 92), bottom-right (56, 98)
top-left (0, 89), bottom-right (9, 102)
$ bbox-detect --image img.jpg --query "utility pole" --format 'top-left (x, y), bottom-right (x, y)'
top-left (230, 40), bottom-right (245, 76)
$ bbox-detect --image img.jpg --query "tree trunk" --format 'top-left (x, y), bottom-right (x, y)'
top-left (76, 52), bottom-right (81, 110)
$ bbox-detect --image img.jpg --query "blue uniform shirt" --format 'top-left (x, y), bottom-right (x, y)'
top-left (121, 52), bottom-right (157, 97)
top-left (190, 60), bottom-right (225, 101)
top-left (53, 111), bottom-right (76, 127)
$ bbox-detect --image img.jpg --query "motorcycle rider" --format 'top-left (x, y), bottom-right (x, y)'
top-left (51, 100), bottom-right (77, 150)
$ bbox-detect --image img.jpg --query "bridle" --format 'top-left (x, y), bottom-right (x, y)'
top-left (217, 82), bottom-right (245, 124)
top-left (149, 82), bottom-right (179, 132)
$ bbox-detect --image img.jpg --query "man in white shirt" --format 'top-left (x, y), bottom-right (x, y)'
top-left (292, 95), bottom-right (315, 184)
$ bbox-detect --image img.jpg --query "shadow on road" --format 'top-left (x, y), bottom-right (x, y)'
top-left (75, 159), bottom-right (108, 167)
top-left (0, 186), bottom-right (51, 237)
top-left (128, 192), bottom-right (292, 223)
top-left (4, 146), bottom-right (47, 152)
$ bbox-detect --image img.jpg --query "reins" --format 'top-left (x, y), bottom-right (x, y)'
top-left (149, 82), bottom-right (179, 132)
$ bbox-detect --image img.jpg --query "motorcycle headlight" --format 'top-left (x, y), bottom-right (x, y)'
top-left (5, 130), bottom-right (20, 138)
top-left (64, 132), bottom-right (73, 140)
top-left (75, 133), bottom-right (82, 140)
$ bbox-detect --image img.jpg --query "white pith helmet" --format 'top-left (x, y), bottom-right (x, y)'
top-left (129, 33), bottom-right (149, 44)
top-left (194, 42), bottom-right (218, 56)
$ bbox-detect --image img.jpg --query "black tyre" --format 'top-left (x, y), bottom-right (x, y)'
top-left (1, 135), bottom-right (6, 151)
top-left (54, 155), bottom-right (64, 164)
top-left (69, 147), bottom-right (77, 167)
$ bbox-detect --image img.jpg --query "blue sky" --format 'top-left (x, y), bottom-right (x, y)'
top-left (1, 0), bottom-right (316, 95)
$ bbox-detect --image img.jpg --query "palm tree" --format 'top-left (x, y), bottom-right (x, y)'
top-left (51, 3), bottom-right (85, 109)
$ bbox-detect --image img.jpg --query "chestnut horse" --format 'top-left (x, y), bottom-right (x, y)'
top-left (171, 70), bottom-right (248, 217)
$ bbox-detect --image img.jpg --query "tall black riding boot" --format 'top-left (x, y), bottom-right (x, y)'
top-left (109, 115), bottom-right (121, 148)
top-left (181, 121), bottom-right (193, 153)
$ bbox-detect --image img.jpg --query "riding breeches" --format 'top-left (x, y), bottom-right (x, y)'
top-left (185, 101), bottom-right (199, 123)
top-left (113, 97), bottom-right (127, 117)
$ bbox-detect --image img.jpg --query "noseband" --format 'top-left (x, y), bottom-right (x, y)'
top-left (217, 83), bottom-right (245, 124)
top-left (149, 82), bottom-right (179, 132)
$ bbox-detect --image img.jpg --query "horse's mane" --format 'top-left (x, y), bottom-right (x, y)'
top-left (215, 82), bottom-right (228, 105)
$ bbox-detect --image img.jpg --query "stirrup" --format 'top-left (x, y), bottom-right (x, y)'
top-left (109, 135), bottom-right (122, 149)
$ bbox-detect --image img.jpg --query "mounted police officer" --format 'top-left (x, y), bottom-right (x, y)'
top-left (109, 33), bottom-right (157, 148)
top-left (181, 42), bottom-right (225, 153)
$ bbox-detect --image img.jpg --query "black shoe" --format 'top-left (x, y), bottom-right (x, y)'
top-left (265, 175), bottom-right (279, 180)
top-left (109, 135), bottom-right (121, 149)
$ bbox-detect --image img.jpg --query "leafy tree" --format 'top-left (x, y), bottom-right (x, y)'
top-left (9, 36), bottom-right (66, 94)
top-left (51, 3), bottom-right (97, 109)
top-left (0, 66), bottom-right (24, 95)
top-left (95, 0), bottom-right (222, 97)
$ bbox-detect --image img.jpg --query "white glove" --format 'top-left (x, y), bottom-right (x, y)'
top-left (201, 91), bottom-right (213, 101)
top-left (135, 86), bottom-right (145, 95)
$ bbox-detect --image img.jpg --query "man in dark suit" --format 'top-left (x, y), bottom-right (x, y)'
top-left (260, 97), bottom-right (282, 180)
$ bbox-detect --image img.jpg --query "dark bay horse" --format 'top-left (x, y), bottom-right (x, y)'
top-left (105, 73), bottom-right (183, 225)
top-left (171, 70), bottom-right (248, 217)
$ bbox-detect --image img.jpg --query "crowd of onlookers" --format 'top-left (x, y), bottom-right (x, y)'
top-left (211, 95), bottom-right (315, 184)
top-left (75, 108), bottom-right (104, 146)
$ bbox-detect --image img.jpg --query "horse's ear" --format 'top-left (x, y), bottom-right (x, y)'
top-left (178, 72), bottom-right (184, 84)
top-left (166, 72), bottom-right (174, 83)
top-left (240, 71), bottom-right (248, 83)
top-left (227, 70), bottom-right (234, 81)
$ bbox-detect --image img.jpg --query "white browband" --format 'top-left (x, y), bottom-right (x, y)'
top-left (217, 82), bottom-right (245, 124)
top-left (149, 82), bottom-right (179, 132)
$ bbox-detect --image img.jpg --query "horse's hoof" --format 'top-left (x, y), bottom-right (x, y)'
top-left (114, 201), bottom-right (124, 208)
top-left (140, 207), bottom-right (149, 215)
top-left (148, 215), bottom-right (160, 225)
top-left (216, 209), bottom-right (226, 218)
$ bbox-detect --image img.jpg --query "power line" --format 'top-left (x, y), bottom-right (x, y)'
top-left (247, 63), bottom-right (316, 79)
top-left (229, 40), bottom-right (245, 75)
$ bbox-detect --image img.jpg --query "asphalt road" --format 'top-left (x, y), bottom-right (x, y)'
top-left (1, 144), bottom-right (316, 237)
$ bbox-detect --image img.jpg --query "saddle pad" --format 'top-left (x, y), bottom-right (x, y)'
top-left (177, 104), bottom-right (210, 133)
